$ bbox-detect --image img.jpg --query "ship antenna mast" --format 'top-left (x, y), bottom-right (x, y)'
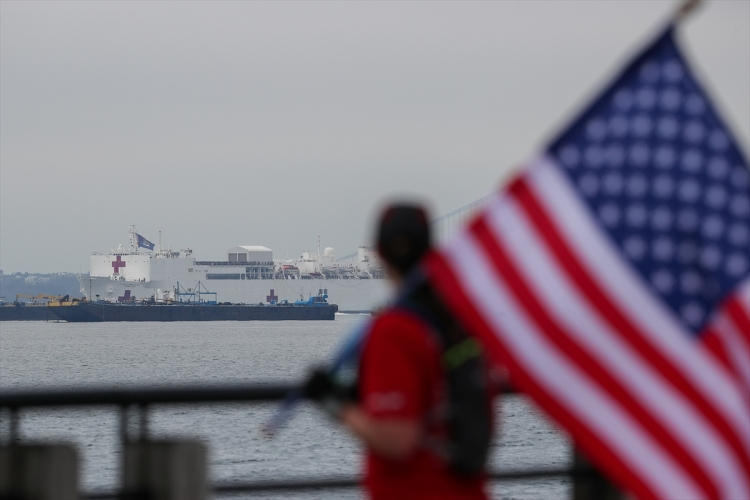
top-left (129, 225), bottom-right (136, 252)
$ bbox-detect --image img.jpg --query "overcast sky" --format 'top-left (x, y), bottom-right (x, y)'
top-left (1, 1), bottom-right (748, 273)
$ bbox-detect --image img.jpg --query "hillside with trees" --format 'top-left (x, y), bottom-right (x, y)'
top-left (0, 272), bottom-right (86, 303)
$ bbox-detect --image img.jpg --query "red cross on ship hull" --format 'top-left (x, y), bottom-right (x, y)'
top-left (112, 256), bottom-right (126, 274)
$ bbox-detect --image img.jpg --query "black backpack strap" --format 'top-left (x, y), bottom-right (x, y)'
top-left (395, 283), bottom-right (493, 476)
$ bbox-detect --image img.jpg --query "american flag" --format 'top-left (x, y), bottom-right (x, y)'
top-left (425, 26), bottom-right (750, 499)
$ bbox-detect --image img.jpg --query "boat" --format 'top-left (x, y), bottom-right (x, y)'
top-left (0, 304), bottom-right (56, 321)
top-left (48, 294), bottom-right (337, 322)
top-left (0, 295), bottom-right (79, 321)
top-left (78, 227), bottom-right (391, 313)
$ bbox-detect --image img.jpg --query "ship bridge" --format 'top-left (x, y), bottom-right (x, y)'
top-left (194, 245), bottom-right (276, 281)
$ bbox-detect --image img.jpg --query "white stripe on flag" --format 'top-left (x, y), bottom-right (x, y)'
top-left (485, 194), bottom-right (749, 497)
top-left (443, 231), bottom-right (703, 500)
top-left (525, 155), bottom-right (750, 444)
top-left (714, 314), bottom-right (750, 388)
top-left (711, 309), bottom-right (750, 392)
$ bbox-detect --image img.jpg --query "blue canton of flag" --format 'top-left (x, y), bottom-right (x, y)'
top-left (549, 27), bottom-right (750, 334)
top-left (136, 233), bottom-right (155, 250)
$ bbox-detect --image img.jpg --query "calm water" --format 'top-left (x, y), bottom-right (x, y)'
top-left (0, 315), bottom-right (571, 499)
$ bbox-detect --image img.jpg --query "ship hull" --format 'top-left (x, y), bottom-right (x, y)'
top-left (81, 276), bottom-right (390, 313)
top-left (0, 305), bottom-right (56, 321)
top-left (49, 303), bottom-right (338, 322)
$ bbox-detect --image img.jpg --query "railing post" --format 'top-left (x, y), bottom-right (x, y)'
top-left (8, 409), bottom-right (19, 445)
top-left (573, 448), bottom-right (624, 500)
top-left (139, 404), bottom-right (149, 442)
top-left (120, 404), bottom-right (130, 446)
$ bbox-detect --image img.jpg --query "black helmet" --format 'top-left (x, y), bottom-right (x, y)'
top-left (376, 204), bottom-right (431, 275)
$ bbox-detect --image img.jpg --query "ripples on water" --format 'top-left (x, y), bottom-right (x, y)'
top-left (0, 315), bottom-right (570, 499)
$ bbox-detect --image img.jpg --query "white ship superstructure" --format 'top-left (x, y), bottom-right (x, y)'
top-left (80, 227), bottom-right (390, 312)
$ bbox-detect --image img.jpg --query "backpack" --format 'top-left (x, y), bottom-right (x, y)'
top-left (396, 282), bottom-right (494, 476)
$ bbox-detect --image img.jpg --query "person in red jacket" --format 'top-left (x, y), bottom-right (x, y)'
top-left (307, 204), bottom-right (495, 500)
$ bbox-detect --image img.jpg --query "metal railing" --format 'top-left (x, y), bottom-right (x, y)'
top-left (0, 383), bottom-right (607, 499)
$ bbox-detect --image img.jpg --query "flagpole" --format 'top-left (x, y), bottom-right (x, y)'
top-left (674, 0), bottom-right (704, 22)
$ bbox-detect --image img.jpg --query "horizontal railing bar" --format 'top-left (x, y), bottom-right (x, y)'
top-left (0, 383), bottom-right (518, 408)
top-left (214, 476), bottom-right (358, 493)
top-left (490, 467), bottom-right (581, 481)
top-left (81, 467), bottom-right (579, 498)
top-left (0, 384), bottom-right (293, 408)
top-left (213, 468), bottom-right (578, 492)
top-left (82, 493), bottom-right (141, 500)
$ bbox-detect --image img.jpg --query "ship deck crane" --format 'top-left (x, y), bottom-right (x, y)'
top-left (14, 294), bottom-right (70, 305)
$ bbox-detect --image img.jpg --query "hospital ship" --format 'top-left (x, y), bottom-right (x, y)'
top-left (78, 227), bottom-right (391, 313)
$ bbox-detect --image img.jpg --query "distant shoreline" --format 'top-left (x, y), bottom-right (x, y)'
top-left (0, 272), bottom-right (87, 301)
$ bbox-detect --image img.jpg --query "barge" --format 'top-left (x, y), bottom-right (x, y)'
top-left (0, 305), bottom-right (57, 321)
top-left (48, 300), bottom-right (337, 322)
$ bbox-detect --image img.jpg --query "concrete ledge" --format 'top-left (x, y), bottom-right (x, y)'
top-left (123, 440), bottom-right (207, 500)
top-left (0, 444), bottom-right (78, 500)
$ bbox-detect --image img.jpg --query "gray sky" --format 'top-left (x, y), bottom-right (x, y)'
top-left (1, 1), bottom-right (748, 273)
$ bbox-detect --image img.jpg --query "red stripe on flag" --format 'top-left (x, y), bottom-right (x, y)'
top-left (470, 215), bottom-right (719, 498)
top-left (509, 178), bottom-right (750, 481)
top-left (702, 289), bottom-right (750, 395)
top-left (424, 249), bottom-right (659, 500)
top-left (700, 327), bottom-right (735, 377)
top-left (708, 292), bottom-right (750, 402)
top-left (726, 297), bottom-right (750, 345)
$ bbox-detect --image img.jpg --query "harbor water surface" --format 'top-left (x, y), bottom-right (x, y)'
top-left (0, 315), bottom-right (571, 499)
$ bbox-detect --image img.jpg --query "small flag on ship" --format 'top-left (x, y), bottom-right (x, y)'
top-left (136, 233), bottom-right (155, 250)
